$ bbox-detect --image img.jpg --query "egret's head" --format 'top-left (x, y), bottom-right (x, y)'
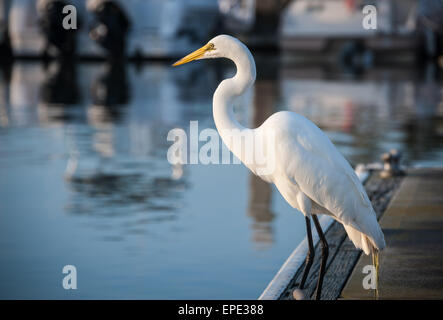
top-left (172, 35), bottom-right (244, 67)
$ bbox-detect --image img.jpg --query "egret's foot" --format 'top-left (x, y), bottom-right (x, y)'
top-left (292, 289), bottom-right (306, 300)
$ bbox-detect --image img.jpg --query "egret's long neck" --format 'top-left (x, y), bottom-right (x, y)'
top-left (213, 45), bottom-right (256, 160)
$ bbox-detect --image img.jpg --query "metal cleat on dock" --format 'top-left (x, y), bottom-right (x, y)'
top-left (380, 149), bottom-right (405, 178)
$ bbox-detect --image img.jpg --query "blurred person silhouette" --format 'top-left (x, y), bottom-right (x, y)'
top-left (0, 0), bottom-right (12, 62)
top-left (87, 0), bottom-right (130, 60)
top-left (418, 0), bottom-right (443, 59)
top-left (37, 0), bottom-right (78, 58)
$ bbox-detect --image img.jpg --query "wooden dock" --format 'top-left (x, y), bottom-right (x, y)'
top-left (341, 168), bottom-right (443, 299)
top-left (273, 169), bottom-right (404, 300)
top-left (260, 167), bottom-right (443, 300)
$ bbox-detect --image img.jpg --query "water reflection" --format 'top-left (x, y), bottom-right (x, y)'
top-left (0, 63), bottom-right (11, 126)
top-left (60, 61), bottom-right (189, 243)
top-left (247, 54), bottom-right (280, 249)
top-left (38, 61), bottom-right (80, 124)
top-left (280, 63), bottom-right (443, 165)
top-left (0, 57), bottom-right (442, 298)
top-left (9, 63), bottom-right (44, 125)
top-left (90, 61), bottom-right (129, 120)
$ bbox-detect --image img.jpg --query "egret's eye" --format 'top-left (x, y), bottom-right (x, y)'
top-left (207, 43), bottom-right (215, 51)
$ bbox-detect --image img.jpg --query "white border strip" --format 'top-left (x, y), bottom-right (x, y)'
top-left (258, 168), bottom-right (370, 300)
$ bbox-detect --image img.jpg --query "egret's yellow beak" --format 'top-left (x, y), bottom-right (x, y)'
top-left (172, 43), bottom-right (213, 67)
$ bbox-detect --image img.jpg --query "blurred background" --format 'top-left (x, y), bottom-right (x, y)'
top-left (0, 0), bottom-right (442, 299)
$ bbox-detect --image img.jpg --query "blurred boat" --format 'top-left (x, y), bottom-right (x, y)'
top-left (280, 0), bottom-right (425, 61)
top-left (218, 0), bottom-right (255, 33)
top-left (219, 0), bottom-right (293, 48)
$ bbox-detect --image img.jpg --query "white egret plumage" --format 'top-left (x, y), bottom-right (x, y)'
top-left (173, 35), bottom-right (385, 300)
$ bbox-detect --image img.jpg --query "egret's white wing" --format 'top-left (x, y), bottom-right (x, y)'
top-left (268, 112), bottom-right (373, 227)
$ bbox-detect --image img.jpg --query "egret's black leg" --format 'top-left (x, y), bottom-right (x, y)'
top-left (312, 215), bottom-right (329, 300)
top-left (299, 216), bottom-right (315, 289)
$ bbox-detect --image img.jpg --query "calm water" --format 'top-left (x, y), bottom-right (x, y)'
top-left (0, 58), bottom-right (442, 299)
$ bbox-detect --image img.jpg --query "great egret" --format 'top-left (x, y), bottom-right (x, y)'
top-left (173, 35), bottom-right (385, 300)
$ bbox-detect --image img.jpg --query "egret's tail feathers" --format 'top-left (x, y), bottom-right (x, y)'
top-left (342, 224), bottom-right (385, 255)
